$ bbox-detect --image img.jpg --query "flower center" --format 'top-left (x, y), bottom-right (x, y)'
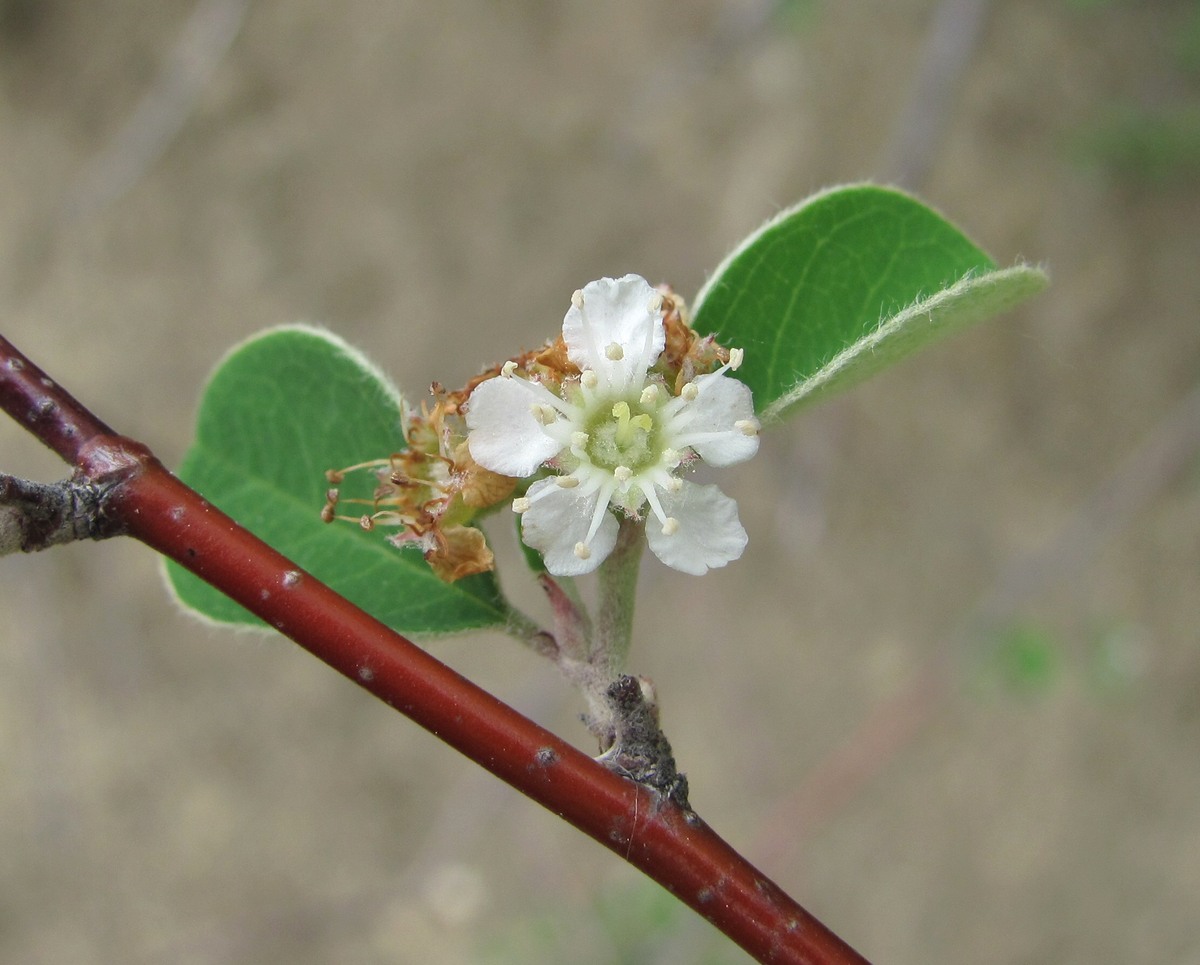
top-left (585, 399), bottom-right (658, 472)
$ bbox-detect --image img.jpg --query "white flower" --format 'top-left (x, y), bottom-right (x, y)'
top-left (466, 274), bottom-right (760, 577)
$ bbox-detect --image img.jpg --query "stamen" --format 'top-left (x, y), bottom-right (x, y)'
top-left (729, 347), bottom-right (744, 371)
top-left (556, 475), bottom-right (580, 489)
top-left (574, 541), bottom-right (591, 560)
top-left (661, 517), bottom-right (680, 536)
top-left (501, 360), bottom-right (518, 378)
top-left (734, 419), bottom-right (760, 436)
top-left (571, 430), bottom-right (589, 449)
top-left (681, 382), bottom-right (699, 402)
top-left (512, 497), bottom-right (531, 513)
top-left (581, 370), bottom-right (598, 389)
top-left (661, 447), bottom-right (682, 466)
top-left (613, 466), bottom-right (633, 484)
top-left (529, 403), bottom-right (555, 424)
top-left (629, 413), bottom-right (653, 432)
top-left (571, 290), bottom-right (585, 310)
top-left (605, 342), bottom-right (624, 361)
top-left (665, 476), bottom-right (683, 493)
top-left (640, 384), bottom-right (660, 405)
top-left (648, 292), bottom-right (664, 313)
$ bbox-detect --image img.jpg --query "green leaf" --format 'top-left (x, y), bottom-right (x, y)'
top-left (164, 325), bottom-right (509, 636)
top-left (988, 622), bottom-right (1063, 696)
top-left (691, 184), bottom-right (1047, 423)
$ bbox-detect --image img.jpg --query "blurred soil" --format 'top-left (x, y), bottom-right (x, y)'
top-left (1, 1), bottom-right (1198, 962)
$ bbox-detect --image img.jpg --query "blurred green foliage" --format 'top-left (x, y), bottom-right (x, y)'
top-left (1067, 0), bottom-right (1200, 181)
top-left (478, 877), bottom-right (744, 965)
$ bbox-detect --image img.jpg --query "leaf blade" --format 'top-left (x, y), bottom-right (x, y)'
top-left (691, 184), bottom-right (1046, 422)
top-left (761, 264), bottom-right (1049, 421)
top-left (165, 325), bottom-right (509, 636)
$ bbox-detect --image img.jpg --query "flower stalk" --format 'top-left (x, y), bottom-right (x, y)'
top-left (595, 514), bottom-right (644, 676)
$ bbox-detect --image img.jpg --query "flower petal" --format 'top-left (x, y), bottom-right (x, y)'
top-left (562, 275), bottom-right (665, 391)
top-left (644, 481), bottom-right (747, 575)
top-left (667, 373), bottom-right (759, 467)
top-left (466, 376), bottom-right (562, 477)
top-left (520, 478), bottom-right (619, 576)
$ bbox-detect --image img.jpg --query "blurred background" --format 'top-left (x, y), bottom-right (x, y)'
top-left (1, 1), bottom-right (1198, 962)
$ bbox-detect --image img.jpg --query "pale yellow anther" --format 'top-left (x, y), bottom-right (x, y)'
top-left (571, 430), bottom-right (589, 449)
top-left (571, 290), bottom-right (585, 310)
top-left (605, 342), bottom-right (624, 361)
top-left (630, 413), bottom-right (653, 432)
top-left (649, 292), bottom-right (664, 312)
top-left (555, 475), bottom-right (580, 489)
top-left (681, 382), bottom-right (699, 402)
top-left (640, 384), bottom-right (660, 405)
top-left (501, 360), bottom-right (518, 378)
top-left (613, 466), bottom-right (633, 484)
top-left (661, 517), bottom-right (680, 537)
top-left (662, 447), bottom-right (681, 466)
top-left (512, 497), bottom-right (531, 513)
top-left (729, 347), bottom-right (745, 371)
top-left (581, 370), bottom-right (598, 389)
top-left (665, 476), bottom-right (683, 493)
top-left (573, 541), bottom-right (591, 560)
top-left (529, 403), bottom-right (553, 424)
top-left (735, 419), bottom-right (760, 436)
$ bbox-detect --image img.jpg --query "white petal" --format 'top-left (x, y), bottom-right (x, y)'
top-left (520, 478), bottom-right (619, 576)
top-left (562, 275), bottom-right (665, 391)
top-left (466, 376), bottom-right (563, 477)
top-left (644, 481), bottom-right (747, 575)
top-left (667, 373), bottom-right (759, 467)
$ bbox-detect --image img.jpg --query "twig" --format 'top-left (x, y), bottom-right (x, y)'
top-left (0, 474), bottom-right (119, 554)
top-left (0, 332), bottom-right (868, 965)
top-left (880, 0), bottom-right (993, 190)
top-left (59, 0), bottom-right (249, 222)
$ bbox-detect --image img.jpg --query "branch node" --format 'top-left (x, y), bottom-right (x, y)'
top-left (597, 675), bottom-right (691, 810)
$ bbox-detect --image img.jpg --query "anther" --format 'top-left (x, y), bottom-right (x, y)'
top-left (529, 403), bottom-right (557, 424)
top-left (556, 475), bottom-right (580, 489)
top-left (512, 497), bottom-right (531, 513)
top-left (729, 347), bottom-right (744, 371)
top-left (662, 447), bottom-right (681, 466)
top-left (681, 382), bottom-right (699, 401)
top-left (501, 360), bottom-right (518, 378)
top-left (661, 517), bottom-right (680, 536)
top-left (571, 430), bottom-right (589, 449)
top-left (640, 384), bottom-right (660, 405)
top-left (581, 370), bottom-right (598, 389)
top-left (614, 466), bottom-right (633, 484)
top-left (649, 292), bottom-right (664, 312)
top-left (574, 542), bottom-right (591, 560)
top-left (665, 477), bottom-right (683, 493)
top-left (735, 419), bottom-right (760, 436)
top-left (605, 342), bottom-right (624, 361)
top-left (571, 290), bottom-right (585, 310)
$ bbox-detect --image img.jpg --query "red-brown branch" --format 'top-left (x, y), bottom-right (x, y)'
top-left (0, 333), bottom-right (868, 965)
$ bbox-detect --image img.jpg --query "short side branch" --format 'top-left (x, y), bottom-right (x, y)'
top-left (0, 473), bottom-right (124, 555)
